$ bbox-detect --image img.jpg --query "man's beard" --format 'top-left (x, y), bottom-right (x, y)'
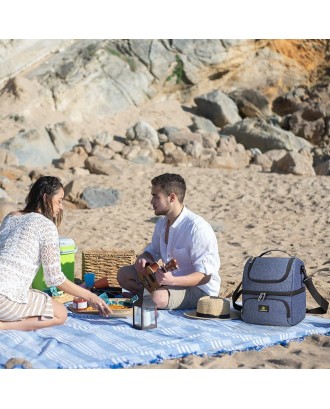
top-left (154, 203), bottom-right (170, 216)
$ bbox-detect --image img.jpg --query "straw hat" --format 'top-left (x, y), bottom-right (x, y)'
top-left (184, 296), bottom-right (241, 320)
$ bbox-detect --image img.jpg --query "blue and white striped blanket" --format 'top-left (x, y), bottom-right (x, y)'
top-left (1, 309), bottom-right (329, 369)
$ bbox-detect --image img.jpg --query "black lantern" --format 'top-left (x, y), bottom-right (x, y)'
top-left (132, 295), bottom-right (157, 330)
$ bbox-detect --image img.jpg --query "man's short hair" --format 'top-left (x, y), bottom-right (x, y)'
top-left (151, 173), bottom-right (186, 203)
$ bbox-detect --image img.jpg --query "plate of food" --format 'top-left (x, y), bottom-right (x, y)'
top-left (68, 298), bottom-right (133, 318)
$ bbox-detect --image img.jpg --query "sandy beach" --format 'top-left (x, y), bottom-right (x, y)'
top-left (53, 160), bottom-right (330, 369)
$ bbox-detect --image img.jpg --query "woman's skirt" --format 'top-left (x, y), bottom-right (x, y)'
top-left (0, 289), bottom-right (54, 321)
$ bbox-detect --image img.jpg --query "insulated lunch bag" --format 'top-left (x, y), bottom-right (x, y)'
top-left (232, 249), bottom-right (328, 326)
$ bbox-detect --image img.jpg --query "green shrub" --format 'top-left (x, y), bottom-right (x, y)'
top-left (166, 55), bottom-right (185, 84)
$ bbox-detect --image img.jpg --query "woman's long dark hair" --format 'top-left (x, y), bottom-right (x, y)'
top-left (23, 176), bottom-right (64, 227)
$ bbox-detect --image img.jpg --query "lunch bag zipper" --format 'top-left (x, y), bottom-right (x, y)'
top-left (247, 257), bottom-right (301, 283)
top-left (242, 287), bottom-right (305, 298)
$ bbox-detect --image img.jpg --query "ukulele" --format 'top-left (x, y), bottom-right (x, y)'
top-left (138, 258), bottom-right (179, 293)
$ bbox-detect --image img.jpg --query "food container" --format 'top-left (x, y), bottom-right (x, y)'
top-left (72, 297), bottom-right (88, 310)
top-left (32, 236), bottom-right (77, 291)
top-left (94, 277), bottom-right (109, 289)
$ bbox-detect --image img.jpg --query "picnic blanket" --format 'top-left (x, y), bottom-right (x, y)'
top-left (1, 308), bottom-right (330, 369)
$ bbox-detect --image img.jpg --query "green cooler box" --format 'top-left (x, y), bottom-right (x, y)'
top-left (32, 237), bottom-right (77, 291)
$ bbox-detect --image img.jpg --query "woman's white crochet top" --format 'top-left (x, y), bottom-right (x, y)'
top-left (0, 212), bottom-right (66, 303)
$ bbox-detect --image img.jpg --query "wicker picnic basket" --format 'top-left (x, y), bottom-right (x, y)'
top-left (82, 249), bottom-right (136, 288)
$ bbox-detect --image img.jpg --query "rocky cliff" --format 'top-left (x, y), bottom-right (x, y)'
top-left (0, 39), bottom-right (330, 213)
top-left (1, 39), bottom-right (328, 146)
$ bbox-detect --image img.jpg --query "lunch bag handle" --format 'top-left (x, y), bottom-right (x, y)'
top-left (258, 249), bottom-right (292, 258)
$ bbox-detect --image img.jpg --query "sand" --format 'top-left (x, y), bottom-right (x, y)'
top-left (53, 160), bottom-right (330, 369)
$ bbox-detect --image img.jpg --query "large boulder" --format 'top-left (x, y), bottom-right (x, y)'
top-left (0, 129), bottom-right (59, 167)
top-left (126, 121), bottom-right (160, 148)
top-left (222, 118), bottom-right (313, 152)
top-left (271, 151), bottom-right (315, 176)
top-left (272, 83), bottom-right (330, 146)
top-left (194, 90), bottom-right (242, 127)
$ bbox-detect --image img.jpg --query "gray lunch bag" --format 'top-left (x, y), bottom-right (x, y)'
top-left (232, 249), bottom-right (328, 326)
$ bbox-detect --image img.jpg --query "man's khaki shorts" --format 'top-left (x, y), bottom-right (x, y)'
top-left (165, 285), bottom-right (207, 310)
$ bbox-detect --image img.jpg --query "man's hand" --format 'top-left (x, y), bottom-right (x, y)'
top-left (155, 268), bottom-right (175, 286)
top-left (135, 255), bottom-right (153, 276)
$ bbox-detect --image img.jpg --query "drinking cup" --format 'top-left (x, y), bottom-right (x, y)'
top-left (84, 272), bottom-right (95, 288)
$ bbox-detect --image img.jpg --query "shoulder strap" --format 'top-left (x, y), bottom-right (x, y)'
top-left (302, 266), bottom-right (329, 314)
top-left (232, 281), bottom-right (242, 311)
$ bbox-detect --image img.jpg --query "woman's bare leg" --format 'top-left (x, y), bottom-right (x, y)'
top-left (0, 299), bottom-right (67, 331)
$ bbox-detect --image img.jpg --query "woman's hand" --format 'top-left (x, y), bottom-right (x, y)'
top-left (87, 292), bottom-right (112, 317)
top-left (58, 278), bottom-right (112, 316)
